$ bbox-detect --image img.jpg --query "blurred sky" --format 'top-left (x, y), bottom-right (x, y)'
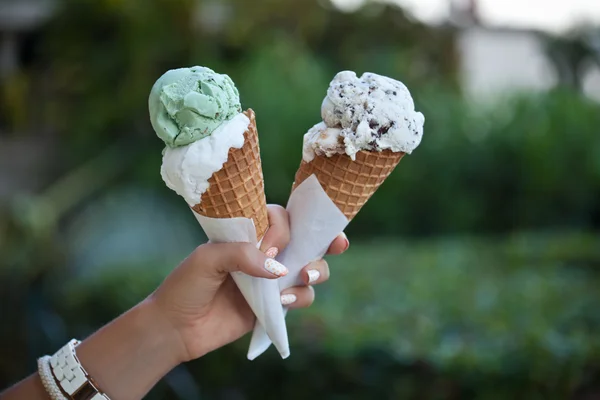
top-left (333, 0), bottom-right (600, 32)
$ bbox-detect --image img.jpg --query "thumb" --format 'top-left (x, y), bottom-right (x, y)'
top-left (192, 243), bottom-right (289, 279)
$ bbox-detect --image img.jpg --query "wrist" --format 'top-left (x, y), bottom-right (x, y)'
top-left (140, 297), bottom-right (190, 364)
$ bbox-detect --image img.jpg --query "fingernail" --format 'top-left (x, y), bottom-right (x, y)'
top-left (281, 294), bottom-right (297, 305)
top-left (264, 259), bottom-right (288, 277)
top-left (340, 232), bottom-right (349, 251)
top-left (265, 247), bottom-right (279, 259)
top-left (307, 269), bottom-right (320, 284)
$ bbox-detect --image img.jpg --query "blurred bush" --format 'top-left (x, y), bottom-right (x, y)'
top-left (3, 229), bottom-right (600, 399)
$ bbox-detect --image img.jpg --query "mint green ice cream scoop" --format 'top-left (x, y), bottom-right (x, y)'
top-left (149, 66), bottom-right (242, 147)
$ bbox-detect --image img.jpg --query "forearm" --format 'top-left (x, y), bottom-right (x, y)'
top-left (1, 299), bottom-right (184, 400)
top-left (1, 374), bottom-right (51, 399)
top-left (75, 299), bottom-right (183, 400)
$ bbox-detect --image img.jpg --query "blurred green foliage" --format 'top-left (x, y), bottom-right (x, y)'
top-left (8, 0), bottom-right (597, 238)
top-left (1, 0), bottom-right (600, 398)
top-left (15, 0), bottom-right (454, 155)
top-left (3, 231), bottom-right (600, 399)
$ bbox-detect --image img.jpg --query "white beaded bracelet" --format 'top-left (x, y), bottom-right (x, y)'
top-left (37, 356), bottom-right (68, 400)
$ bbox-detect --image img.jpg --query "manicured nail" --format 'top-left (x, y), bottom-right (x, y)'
top-left (264, 259), bottom-right (288, 277)
top-left (340, 232), bottom-right (349, 251)
top-left (265, 247), bottom-right (279, 259)
top-left (281, 294), bottom-right (297, 305)
top-left (307, 269), bottom-right (320, 284)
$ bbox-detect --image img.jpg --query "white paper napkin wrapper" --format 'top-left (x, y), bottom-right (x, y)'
top-left (192, 212), bottom-right (290, 359)
top-left (247, 175), bottom-right (350, 359)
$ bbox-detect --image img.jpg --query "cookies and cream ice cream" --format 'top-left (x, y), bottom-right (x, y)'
top-left (303, 71), bottom-right (425, 161)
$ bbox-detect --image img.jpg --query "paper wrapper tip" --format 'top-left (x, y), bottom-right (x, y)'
top-left (248, 175), bottom-right (349, 357)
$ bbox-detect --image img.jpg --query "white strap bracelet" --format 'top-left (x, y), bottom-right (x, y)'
top-left (38, 356), bottom-right (68, 400)
top-left (49, 339), bottom-right (111, 400)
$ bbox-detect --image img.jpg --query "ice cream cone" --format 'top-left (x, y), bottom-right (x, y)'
top-left (192, 109), bottom-right (269, 239)
top-left (293, 150), bottom-right (404, 220)
top-left (187, 108), bottom-right (290, 358)
top-left (250, 71), bottom-right (423, 359)
top-left (152, 67), bottom-right (289, 359)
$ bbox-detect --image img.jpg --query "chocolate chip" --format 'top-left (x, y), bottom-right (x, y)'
top-left (334, 110), bottom-right (343, 117)
top-left (373, 124), bottom-right (391, 138)
top-left (369, 119), bottom-right (379, 129)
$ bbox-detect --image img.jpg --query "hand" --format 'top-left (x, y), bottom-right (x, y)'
top-left (150, 204), bottom-right (349, 362)
top-left (1, 205), bottom-right (349, 400)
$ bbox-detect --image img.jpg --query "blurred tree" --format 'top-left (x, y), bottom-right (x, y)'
top-left (28, 0), bottom-right (457, 159)
top-left (543, 25), bottom-right (600, 91)
top-left (2, 0), bottom-right (600, 238)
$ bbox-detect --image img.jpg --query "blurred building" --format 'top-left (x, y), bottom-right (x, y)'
top-left (583, 64), bottom-right (600, 101)
top-left (451, 0), bottom-right (600, 101)
top-left (457, 26), bottom-right (557, 98)
top-left (0, 0), bottom-right (56, 199)
top-left (0, 0), bottom-right (55, 80)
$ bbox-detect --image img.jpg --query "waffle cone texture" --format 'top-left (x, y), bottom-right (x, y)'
top-left (192, 109), bottom-right (269, 239)
top-left (293, 150), bottom-right (404, 220)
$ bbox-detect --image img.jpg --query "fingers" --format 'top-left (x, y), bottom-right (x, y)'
top-left (280, 286), bottom-right (315, 309)
top-left (326, 232), bottom-right (350, 255)
top-left (270, 229), bottom-right (346, 312)
top-left (191, 242), bottom-right (289, 280)
top-left (300, 259), bottom-right (330, 285)
top-left (280, 259), bottom-right (330, 309)
top-left (259, 204), bottom-right (291, 257)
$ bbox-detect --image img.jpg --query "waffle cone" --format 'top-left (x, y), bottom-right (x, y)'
top-left (192, 109), bottom-right (269, 239)
top-left (293, 150), bottom-right (404, 220)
